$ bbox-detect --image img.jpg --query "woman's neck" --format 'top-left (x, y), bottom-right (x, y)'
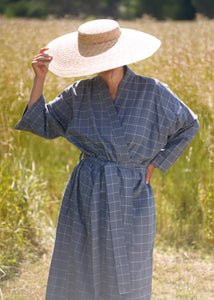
top-left (99, 67), bottom-right (124, 101)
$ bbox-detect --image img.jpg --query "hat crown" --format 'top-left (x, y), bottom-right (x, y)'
top-left (78, 19), bottom-right (121, 45)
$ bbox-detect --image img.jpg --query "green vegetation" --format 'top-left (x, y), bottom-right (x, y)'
top-left (0, 17), bottom-right (213, 283)
top-left (0, 0), bottom-right (214, 20)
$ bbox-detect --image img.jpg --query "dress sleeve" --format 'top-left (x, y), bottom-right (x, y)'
top-left (14, 87), bottom-right (73, 139)
top-left (150, 83), bottom-right (199, 173)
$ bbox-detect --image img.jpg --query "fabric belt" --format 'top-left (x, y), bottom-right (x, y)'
top-left (80, 153), bottom-right (147, 295)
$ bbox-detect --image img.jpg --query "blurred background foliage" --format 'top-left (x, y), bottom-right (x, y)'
top-left (0, 0), bottom-right (214, 20)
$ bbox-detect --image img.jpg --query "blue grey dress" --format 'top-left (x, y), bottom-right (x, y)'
top-left (15, 67), bottom-right (199, 300)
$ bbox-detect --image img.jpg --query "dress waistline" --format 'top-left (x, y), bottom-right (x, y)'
top-left (80, 153), bottom-right (147, 172)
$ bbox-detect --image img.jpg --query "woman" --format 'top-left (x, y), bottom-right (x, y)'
top-left (15, 19), bottom-right (199, 300)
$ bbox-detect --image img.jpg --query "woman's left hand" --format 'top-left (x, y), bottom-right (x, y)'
top-left (145, 163), bottom-right (156, 184)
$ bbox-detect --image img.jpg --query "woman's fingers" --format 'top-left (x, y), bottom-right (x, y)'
top-left (32, 56), bottom-right (52, 69)
top-left (32, 51), bottom-right (53, 67)
top-left (145, 163), bottom-right (156, 184)
top-left (34, 53), bottom-right (53, 61)
top-left (32, 49), bottom-right (53, 77)
top-left (34, 48), bottom-right (53, 63)
top-left (39, 47), bottom-right (49, 54)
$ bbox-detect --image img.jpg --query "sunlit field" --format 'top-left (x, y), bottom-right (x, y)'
top-left (0, 16), bottom-right (214, 296)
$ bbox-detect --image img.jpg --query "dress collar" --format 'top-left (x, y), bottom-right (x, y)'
top-left (96, 66), bottom-right (135, 101)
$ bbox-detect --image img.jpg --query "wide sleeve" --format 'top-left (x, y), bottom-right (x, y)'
top-left (14, 87), bottom-right (73, 139)
top-left (150, 83), bottom-right (199, 173)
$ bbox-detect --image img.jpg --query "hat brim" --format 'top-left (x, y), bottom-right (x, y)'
top-left (45, 28), bottom-right (161, 77)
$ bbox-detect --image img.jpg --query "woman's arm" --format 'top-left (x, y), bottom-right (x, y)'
top-left (28, 48), bottom-right (52, 110)
top-left (14, 48), bottom-right (73, 139)
top-left (148, 81), bottom-right (199, 174)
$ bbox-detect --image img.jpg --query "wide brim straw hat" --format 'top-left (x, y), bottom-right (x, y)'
top-left (45, 19), bottom-right (161, 78)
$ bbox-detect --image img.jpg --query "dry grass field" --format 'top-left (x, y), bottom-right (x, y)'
top-left (0, 16), bottom-right (214, 299)
top-left (1, 244), bottom-right (214, 299)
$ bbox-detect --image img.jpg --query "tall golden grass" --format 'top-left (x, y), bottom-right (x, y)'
top-left (0, 16), bottom-right (213, 280)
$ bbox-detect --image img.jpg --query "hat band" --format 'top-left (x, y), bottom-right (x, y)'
top-left (78, 25), bottom-right (121, 44)
top-left (78, 37), bottom-right (120, 58)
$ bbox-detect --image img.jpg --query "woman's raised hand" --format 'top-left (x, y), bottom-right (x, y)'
top-left (32, 48), bottom-right (53, 79)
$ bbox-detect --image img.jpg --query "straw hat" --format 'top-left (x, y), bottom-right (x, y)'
top-left (45, 19), bottom-right (161, 77)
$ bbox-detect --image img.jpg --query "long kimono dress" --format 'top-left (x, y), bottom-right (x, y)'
top-left (15, 66), bottom-right (199, 300)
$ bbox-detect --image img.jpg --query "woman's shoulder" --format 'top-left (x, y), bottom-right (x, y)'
top-left (136, 73), bottom-right (168, 92)
top-left (65, 77), bottom-right (94, 95)
top-left (134, 71), bottom-right (182, 109)
top-left (135, 72), bottom-right (179, 101)
top-left (129, 69), bottom-right (164, 92)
